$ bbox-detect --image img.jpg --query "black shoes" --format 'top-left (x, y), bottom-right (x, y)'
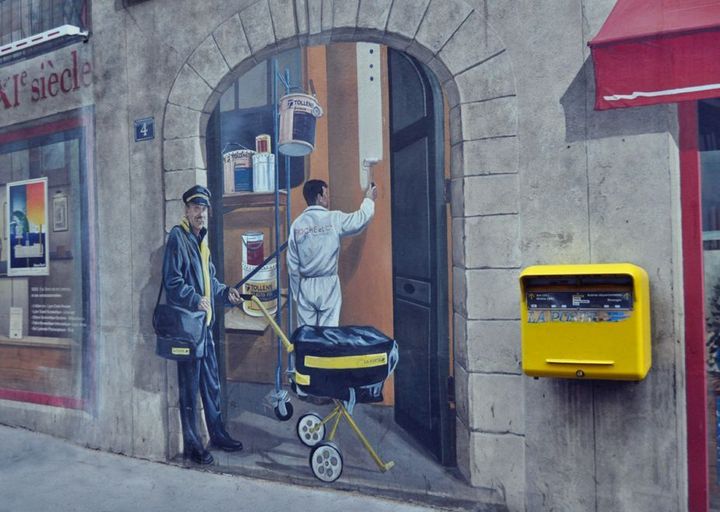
top-left (184, 445), bottom-right (214, 465)
top-left (210, 432), bottom-right (243, 452)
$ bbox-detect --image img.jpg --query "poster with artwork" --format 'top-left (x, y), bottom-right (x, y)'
top-left (7, 177), bottom-right (49, 276)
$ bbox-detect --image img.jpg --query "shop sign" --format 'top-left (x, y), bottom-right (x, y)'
top-left (0, 48), bottom-right (92, 111)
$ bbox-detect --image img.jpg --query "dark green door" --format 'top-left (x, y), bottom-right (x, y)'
top-left (388, 49), bottom-right (454, 466)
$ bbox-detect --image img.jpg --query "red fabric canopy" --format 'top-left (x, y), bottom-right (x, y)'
top-left (589, 0), bottom-right (720, 110)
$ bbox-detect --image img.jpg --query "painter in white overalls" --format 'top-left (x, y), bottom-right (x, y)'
top-left (287, 179), bottom-right (377, 327)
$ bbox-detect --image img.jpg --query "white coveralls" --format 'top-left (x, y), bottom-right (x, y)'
top-left (287, 198), bottom-right (375, 327)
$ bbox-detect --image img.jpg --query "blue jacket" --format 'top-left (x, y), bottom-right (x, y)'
top-left (162, 224), bottom-right (230, 357)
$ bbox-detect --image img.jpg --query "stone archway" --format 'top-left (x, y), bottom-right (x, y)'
top-left (161, 0), bottom-right (521, 508)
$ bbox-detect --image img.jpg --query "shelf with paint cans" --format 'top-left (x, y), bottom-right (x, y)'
top-left (224, 291), bottom-right (289, 335)
top-left (221, 190), bottom-right (287, 212)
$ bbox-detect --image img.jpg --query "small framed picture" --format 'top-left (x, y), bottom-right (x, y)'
top-left (53, 194), bottom-right (68, 232)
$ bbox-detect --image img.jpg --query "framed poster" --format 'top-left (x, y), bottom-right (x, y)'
top-left (7, 177), bottom-right (49, 276)
top-left (53, 194), bottom-right (68, 232)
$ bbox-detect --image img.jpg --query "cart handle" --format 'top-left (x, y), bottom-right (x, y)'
top-left (240, 294), bottom-right (294, 354)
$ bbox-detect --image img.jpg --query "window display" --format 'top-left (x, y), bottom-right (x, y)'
top-left (0, 108), bottom-right (95, 409)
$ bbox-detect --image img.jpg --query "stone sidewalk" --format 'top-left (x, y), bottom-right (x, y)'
top-left (0, 424), bottom-right (446, 512)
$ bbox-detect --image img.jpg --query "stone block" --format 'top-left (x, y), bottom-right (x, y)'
top-left (213, 14), bottom-right (254, 71)
top-left (461, 96), bottom-right (517, 140)
top-left (164, 104), bottom-right (203, 140)
top-left (307, 0), bottom-right (323, 34)
top-left (439, 11), bottom-right (505, 75)
top-left (163, 138), bottom-right (205, 171)
top-left (452, 217), bottom-right (465, 267)
top-left (467, 373), bottom-right (524, 434)
top-left (461, 319), bottom-right (521, 374)
top-left (450, 177), bottom-right (464, 218)
top-left (415, 0), bottom-right (473, 55)
top-left (404, 39), bottom-right (435, 64)
top-left (188, 36), bottom-right (230, 91)
top-left (295, 0), bottom-right (309, 37)
top-left (453, 266), bottom-right (467, 317)
top-left (332, 0), bottom-right (359, 29)
top-left (426, 57), bottom-right (452, 88)
top-left (443, 78), bottom-right (461, 110)
top-left (455, 51), bottom-right (515, 104)
top-left (449, 105), bottom-right (462, 145)
top-left (464, 174), bottom-right (519, 216)
top-left (453, 312), bottom-right (469, 369)
top-left (165, 199), bottom-right (185, 233)
top-left (164, 169), bottom-right (206, 201)
top-left (455, 363), bottom-right (469, 425)
top-left (467, 432), bottom-right (525, 512)
top-left (240, 1), bottom-right (276, 54)
top-left (322, 0), bottom-right (333, 32)
top-left (132, 387), bottom-right (167, 460)
top-left (357, 0), bottom-right (392, 31)
top-left (455, 416), bottom-right (472, 483)
top-left (466, 269), bottom-right (520, 320)
top-left (386, 0), bottom-right (430, 41)
top-left (379, 31), bottom-right (412, 52)
top-left (168, 65), bottom-right (213, 112)
top-left (450, 142), bottom-right (464, 179)
top-left (465, 215), bottom-right (520, 269)
top-left (269, 0), bottom-right (299, 44)
top-left (462, 137), bottom-right (519, 176)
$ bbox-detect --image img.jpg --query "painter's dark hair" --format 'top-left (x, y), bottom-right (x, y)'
top-left (303, 179), bottom-right (327, 206)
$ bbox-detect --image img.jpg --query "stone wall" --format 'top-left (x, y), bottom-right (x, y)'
top-left (0, 1), bottom-right (688, 510)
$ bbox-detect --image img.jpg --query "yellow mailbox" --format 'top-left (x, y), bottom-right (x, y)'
top-left (520, 263), bottom-right (651, 380)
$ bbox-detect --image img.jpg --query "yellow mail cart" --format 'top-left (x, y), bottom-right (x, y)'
top-left (520, 263), bottom-right (651, 380)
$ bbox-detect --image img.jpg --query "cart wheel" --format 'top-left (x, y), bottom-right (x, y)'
top-left (309, 442), bottom-right (343, 483)
top-left (274, 401), bottom-right (294, 421)
top-left (297, 413), bottom-right (325, 447)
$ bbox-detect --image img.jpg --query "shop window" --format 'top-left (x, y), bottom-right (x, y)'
top-left (0, 107), bottom-right (95, 410)
top-left (700, 100), bottom-right (720, 250)
top-left (0, 0), bottom-right (89, 64)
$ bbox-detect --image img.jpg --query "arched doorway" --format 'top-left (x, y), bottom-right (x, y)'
top-left (161, 1), bottom-right (520, 506)
top-left (205, 43), bottom-right (455, 471)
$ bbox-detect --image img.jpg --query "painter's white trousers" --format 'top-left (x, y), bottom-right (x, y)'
top-left (296, 274), bottom-right (341, 327)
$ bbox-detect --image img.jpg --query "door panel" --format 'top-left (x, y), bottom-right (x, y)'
top-left (389, 49), bottom-right (454, 465)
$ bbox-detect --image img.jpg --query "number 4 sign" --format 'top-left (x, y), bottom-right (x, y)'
top-left (134, 117), bottom-right (155, 142)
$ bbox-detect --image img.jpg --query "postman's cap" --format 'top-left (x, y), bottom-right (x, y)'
top-left (182, 185), bottom-right (211, 207)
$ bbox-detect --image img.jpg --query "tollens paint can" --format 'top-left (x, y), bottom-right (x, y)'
top-left (252, 153), bottom-right (275, 192)
top-left (242, 261), bottom-right (277, 316)
top-left (278, 93), bottom-right (324, 157)
top-left (223, 149), bottom-right (255, 193)
top-left (241, 231), bottom-right (264, 266)
top-left (255, 134), bottom-right (271, 153)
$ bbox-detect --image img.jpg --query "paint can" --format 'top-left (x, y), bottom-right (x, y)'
top-left (223, 149), bottom-right (255, 193)
top-left (278, 93), bottom-right (324, 156)
top-left (242, 260), bottom-right (277, 316)
top-left (241, 231), bottom-right (264, 266)
top-left (255, 134), bottom-right (271, 153)
top-left (252, 153), bottom-right (276, 192)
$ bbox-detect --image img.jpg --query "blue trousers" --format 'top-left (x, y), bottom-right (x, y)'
top-left (177, 332), bottom-right (225, 450)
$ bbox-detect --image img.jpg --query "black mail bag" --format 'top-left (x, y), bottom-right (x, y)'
top-left (153, 279), bottom-right (205, 360)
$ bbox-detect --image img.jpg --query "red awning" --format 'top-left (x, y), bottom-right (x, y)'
top-left (589, 0), bottom-right (720, 110)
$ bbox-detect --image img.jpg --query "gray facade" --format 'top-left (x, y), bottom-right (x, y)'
top-left (0, 1), bottom-right (687, 511)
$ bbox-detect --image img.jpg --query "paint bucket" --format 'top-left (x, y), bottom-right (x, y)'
top-left (241, 231), bottom-right (264, 266)
top-left (242, 261), bottom-right (277, 316)
top-left (278, 93), bottom-right (324, 156)
top-left (252, 153), bottom-right (276, 192)
top-left (223, 149), bottom-right (255, 193)
top-left (255, 134), bottom-right (271, 153)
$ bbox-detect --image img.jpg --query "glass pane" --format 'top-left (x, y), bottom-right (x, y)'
top-left (389, 51), bottom-right (426, 132)
top-left (236, 61), bottom-right (268, 109)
